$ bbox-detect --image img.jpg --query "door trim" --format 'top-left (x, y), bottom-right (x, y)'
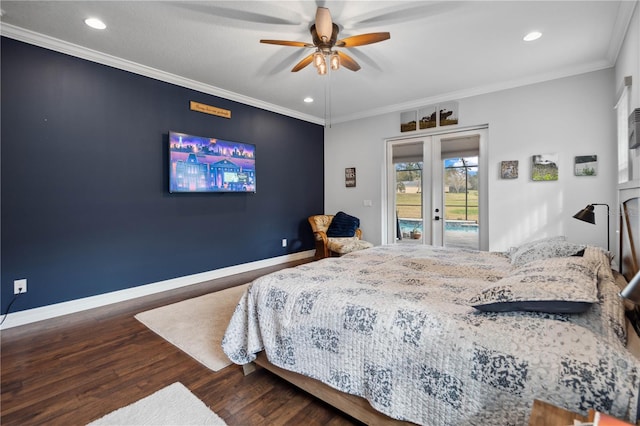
top-left (383, 126), bottom-right (488, 250)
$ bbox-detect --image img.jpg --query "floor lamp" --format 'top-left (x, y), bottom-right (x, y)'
top-left (572, 203), bottom-right (610, 251)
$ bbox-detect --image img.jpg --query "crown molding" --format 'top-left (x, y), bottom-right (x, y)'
top-left (0, 23), bottom-right (325, 126)
top-left (607, 0), bottom-right (638, 64)
top-left (331, 60), bottom-right (614, 125)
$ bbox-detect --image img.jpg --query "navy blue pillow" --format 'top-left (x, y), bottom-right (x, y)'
top-left (326, 211), bottom-right (360, 237)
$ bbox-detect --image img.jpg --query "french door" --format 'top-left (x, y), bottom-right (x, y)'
top-left (385, 136), bottom-right (442, 245)
top-left (384, 127), bottom-right (488, 249)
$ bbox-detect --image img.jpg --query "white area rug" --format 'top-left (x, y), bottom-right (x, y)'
top-left (87, 382), bottom-right (226, 425)
top-left (135, 283), bottom-right (249, 372)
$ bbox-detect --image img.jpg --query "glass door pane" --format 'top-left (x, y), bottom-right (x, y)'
top-left (395, 161), bottom-right (423, 242)
top-left (443, 156), bottom-right (479, 249)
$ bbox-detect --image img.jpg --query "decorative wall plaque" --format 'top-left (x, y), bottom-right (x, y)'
top-left (190, 101), bottom-right (231, 119)
top-left (345, 167), bottom-right (356, 187)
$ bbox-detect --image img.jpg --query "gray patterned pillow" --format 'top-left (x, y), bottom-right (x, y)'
top-left (509, 236), bottom-right (585, 267)
top-left (470, 256), bottom-right (598, 313)
top-left (576, 246), bottom-right (627, 344)
top-left (581, 245), bottom-right (614, 268)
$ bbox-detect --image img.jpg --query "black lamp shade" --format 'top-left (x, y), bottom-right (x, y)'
top-left (572, 203), bottom-right (609, 251)
top-left (573, 205), bottom-right (595, 224)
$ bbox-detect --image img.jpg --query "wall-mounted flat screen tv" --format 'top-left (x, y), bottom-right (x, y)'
top-left (169, 131), bottom-right (256, 193)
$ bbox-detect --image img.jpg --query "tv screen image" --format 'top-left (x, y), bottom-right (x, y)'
top-left (169, 131), bottom-right (256, 193)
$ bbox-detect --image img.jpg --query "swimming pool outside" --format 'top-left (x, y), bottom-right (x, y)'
top-left (398, 218), bottom-right (479, 249)
top-left (398, 218), bottom-right (478, 234)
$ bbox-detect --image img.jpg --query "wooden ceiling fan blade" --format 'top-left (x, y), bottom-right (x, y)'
top-left (291, 54), bottom-right (314, 72)
top-left (337, 51), bottom-right (361, 71)
top-left (315, 7), bottom-right (333, 41)
top-left (260, 39), bottom-right (313, 48)
top-left (336, 32), bottom-right (390, 48)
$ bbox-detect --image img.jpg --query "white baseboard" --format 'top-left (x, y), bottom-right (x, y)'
top-left (0, 250), bottom-right (314, 330)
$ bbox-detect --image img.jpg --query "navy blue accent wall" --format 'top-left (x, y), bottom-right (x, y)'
top-left (1, 37), bottom-right (324, 313)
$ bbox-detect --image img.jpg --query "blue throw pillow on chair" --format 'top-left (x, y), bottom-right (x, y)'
top-left (326, 211), bottom-right (360, 237)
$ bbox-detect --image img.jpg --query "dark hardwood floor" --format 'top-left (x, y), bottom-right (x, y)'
top-left (1, 259), bottom-right (362, 426)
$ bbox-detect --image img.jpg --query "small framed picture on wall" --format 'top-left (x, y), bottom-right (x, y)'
top-left (400, 110), bottom-right (417, 132)
top-left (439, 101), bottom-right (459, 126)
top-left (531, 154), bottom-right (559, 181)
top-left (500, 161), bottom-right (519, 179)
top-left (418, 105), bottom-right (437, 129)
top-left (345, 167), bottom-right (356, 187)
top-left (574, 155), bottom-right (597, 176)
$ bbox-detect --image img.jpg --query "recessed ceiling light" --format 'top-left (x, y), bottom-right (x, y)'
top-left (85, 18), bottom-right (106, 30)
top-left (523, 31), bottom-right (542, 42)
top-left (303, 97), bottom-right (314, 103)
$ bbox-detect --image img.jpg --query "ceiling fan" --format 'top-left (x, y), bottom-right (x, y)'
top-left (260, 7), bottom-right (390, 74)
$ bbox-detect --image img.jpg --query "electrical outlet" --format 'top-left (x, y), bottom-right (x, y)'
top-left (14, 279), bottom-right (27, 295)
top-left (282, 238), bottom-right (287, 247)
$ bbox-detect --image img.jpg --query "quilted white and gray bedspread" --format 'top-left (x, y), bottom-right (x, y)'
top-left (222, 244), bottom-right (640, 425)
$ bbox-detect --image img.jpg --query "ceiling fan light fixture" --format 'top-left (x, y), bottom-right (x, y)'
top-left (313, 51), bottom-right (325, 68)
top-left (330, 52), bottom-right (340, 70)
top-left (317, 61), bottom-right (327, 75)
top-left (259, 6), bottom-right (389, 75)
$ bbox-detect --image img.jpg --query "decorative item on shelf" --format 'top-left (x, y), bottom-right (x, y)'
top-left (572, 203), bottom-right (610, 251)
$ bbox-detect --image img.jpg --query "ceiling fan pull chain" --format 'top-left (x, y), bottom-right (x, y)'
top-left (325, 70), bottom-right (331, 128)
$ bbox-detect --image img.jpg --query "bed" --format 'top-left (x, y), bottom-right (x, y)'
top-left (222, 234), bottom-right (640, 425)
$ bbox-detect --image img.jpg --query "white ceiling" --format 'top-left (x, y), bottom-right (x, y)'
top-left (0, 1), bottom-right (635, 125)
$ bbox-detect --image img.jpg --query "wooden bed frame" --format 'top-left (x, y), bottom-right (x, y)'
top-left (243, 352), bottom-right (414, 425)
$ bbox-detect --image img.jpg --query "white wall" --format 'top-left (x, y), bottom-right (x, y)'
top-left (325, 69), bottom-right (617, 253)
top-left (616, 2), bottom-right (640, 111)
top-left (615, 1), bottom-right (640, 181)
